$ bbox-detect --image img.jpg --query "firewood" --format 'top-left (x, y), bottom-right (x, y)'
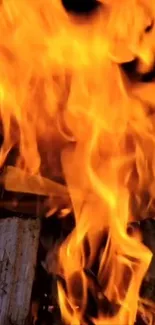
top-left (0, 217), bottom-right (40, 325)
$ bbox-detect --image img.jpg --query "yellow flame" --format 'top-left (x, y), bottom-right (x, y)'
top-left (0, 0), bottom-right (155, 324)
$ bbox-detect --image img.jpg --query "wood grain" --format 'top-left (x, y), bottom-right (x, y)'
top-left (0, 217), bottom-right (40, 325)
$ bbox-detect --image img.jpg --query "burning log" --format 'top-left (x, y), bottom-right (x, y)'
top-left (0, 216), bottom-right (40, 325)
top-left (3, 166), bottom-right (71, 218)
top-left (1, 0), bottom-right (155, 324)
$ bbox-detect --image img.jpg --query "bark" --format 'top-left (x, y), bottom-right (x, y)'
top-left (0, 217), bottom-right (40, 325)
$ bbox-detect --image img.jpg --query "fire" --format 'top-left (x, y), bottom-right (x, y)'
top-left (0, 0), bottom-right (155, 324)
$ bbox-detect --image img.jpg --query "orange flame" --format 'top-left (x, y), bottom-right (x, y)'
top-left (0, 0), bottom-right (155, 324)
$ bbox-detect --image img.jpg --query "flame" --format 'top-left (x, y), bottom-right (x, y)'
top-left (0, 0), bottom-right (155, 324)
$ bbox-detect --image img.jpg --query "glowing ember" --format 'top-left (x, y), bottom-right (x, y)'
top-left (1, 0), bottom-right (155, 324)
